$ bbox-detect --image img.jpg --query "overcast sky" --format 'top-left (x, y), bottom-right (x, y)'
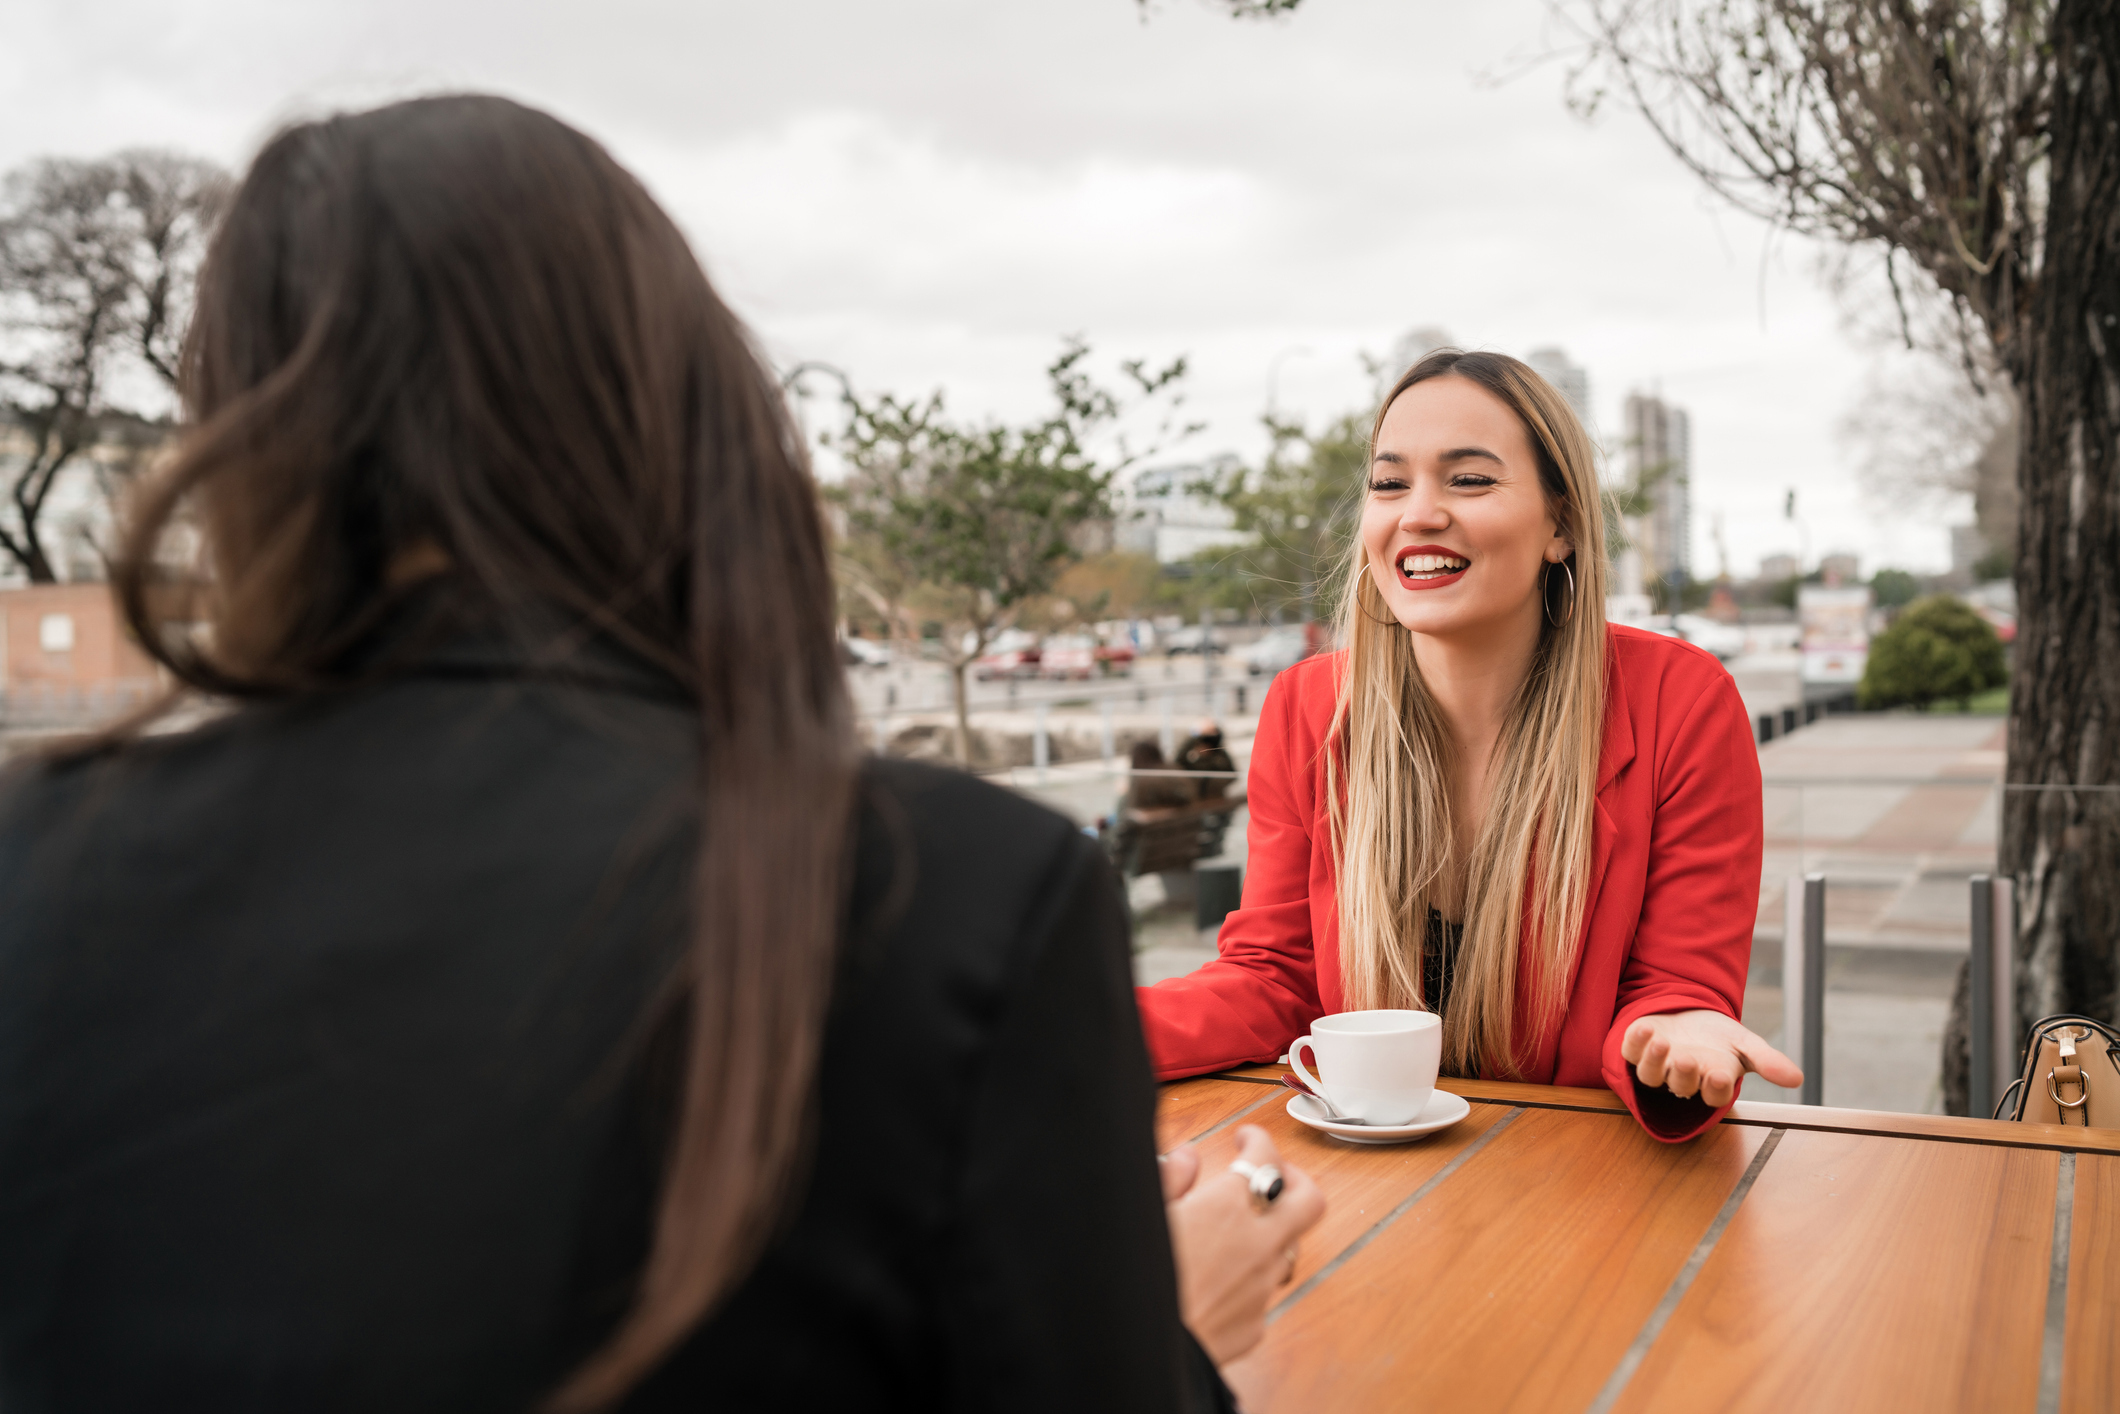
top-left (3, 0), bottom-right (1966, 576)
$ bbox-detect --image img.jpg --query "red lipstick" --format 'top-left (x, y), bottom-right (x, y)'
top-left (1394, 543), bottom-right (1471, 592)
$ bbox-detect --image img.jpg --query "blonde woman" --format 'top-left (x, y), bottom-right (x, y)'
top-left (1138, 350), bottom-right (1799, 1140)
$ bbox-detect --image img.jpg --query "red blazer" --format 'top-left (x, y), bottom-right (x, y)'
top-left (1137, 625), bottom-right (1763, 1142)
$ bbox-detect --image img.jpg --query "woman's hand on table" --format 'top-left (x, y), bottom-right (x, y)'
top-left (1159, 1125), bottom-right (1325, 1366)
top-left (1622, 1009), bottom-right (1802, 1109)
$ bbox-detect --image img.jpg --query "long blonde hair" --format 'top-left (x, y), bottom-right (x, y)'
top-left (1325, 350), bottom-right (1609, 1077)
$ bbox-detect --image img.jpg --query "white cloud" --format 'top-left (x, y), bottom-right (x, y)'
top-left (0, 0), bottom-right (1956, 576)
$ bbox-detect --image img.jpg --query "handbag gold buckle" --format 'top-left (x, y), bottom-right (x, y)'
top-left (2049, 1066), bottom-right (2089, 1110)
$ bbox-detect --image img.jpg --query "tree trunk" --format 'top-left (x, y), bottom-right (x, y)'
top-left (19, 543), bottom-right (58, 584)
top-left (1944, 0), bottom-right (2120, 1113)
top-left (2, 519), bottom-right (60, 583)
top-left (951, 660), bottom-right (973, 768)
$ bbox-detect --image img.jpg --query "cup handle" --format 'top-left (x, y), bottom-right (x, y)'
top-left (1288, 1035), bottom-right (1325, 1101)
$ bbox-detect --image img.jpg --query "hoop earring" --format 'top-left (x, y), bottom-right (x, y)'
top-left (1543, 559), bottom-right (1577, 628)
top-left (1358, 576), bottom-right (1402, 627)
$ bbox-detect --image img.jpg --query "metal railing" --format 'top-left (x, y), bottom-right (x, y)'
top-left (1968, 874), bottom-right (2016, 1118)
top-left (1777, 870), bottom-right (2021, 1111)
top-left (855, 668), bottom-right (1265, 777)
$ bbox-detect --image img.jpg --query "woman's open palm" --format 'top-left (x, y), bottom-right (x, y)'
top-left (1621, 1009), bottom-right (1802, 1109)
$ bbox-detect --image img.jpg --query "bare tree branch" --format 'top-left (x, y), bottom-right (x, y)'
top-left (0, 149), bottom-right (226, 581)
top-left (1558, 0), bottom-right (2054, 374)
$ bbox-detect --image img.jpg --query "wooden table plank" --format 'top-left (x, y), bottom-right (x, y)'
top-left (1224, 1106), bottom-right (1765, 1414)
top-left (1170, 1088), bottom-right (1514, 1294)
top-left (1728, 1099), bottom-right (2120, 1156)
top-left (1613, 1127), bottom-right (2057, 1413)
top-left (1156, 1078), bottom-right (1279, 1153)
top-left (2065, 1153), bottom-right (2119, 1414)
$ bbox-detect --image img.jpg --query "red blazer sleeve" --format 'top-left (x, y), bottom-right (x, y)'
top-left (1135, 668), bottom-right (1323, 1079)
top-left (1601, 668), bottom-right (1763, 1141)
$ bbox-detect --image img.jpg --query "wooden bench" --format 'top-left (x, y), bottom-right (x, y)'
top-left (1102, 797), bottom-right (1238, 878)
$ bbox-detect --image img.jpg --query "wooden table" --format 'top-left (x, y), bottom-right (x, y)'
top-left (1159, 1069), bottom-right (2120, 1413)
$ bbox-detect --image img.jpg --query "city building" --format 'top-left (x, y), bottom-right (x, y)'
top-left (1759, 553), bottom-right (1800, 583)
top-left (1114, 457), bottom-right (1254, 565)
top-left (1390, 326), bottom-right (1455, 379)
top-left (1622, 392), bottom-right (1692, 586)
top-left (1525, 347), bottom-right (1591, 427)
top-left (0, 582), bottom-right (159, 690)
top-left (1818, 552), bottom-right (1861, 587)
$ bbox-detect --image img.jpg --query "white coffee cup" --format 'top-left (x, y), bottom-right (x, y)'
top-left (1288, 1009), bottom-right (1442, 1126)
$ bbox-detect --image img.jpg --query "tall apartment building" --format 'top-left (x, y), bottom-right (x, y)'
top-left (1391, 326), bottom-right (1456, 379)
top-left (1525, 347), bottom-right (1591, 427)
top-left (1622, 392), bottom-right (1692, 585)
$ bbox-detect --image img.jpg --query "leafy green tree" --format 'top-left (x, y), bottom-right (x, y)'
top-left (1870, 567), bottom-right (1921, 610)
top-left (1192, 411), bottom-right (1368, 624)
top-left (1050, 549), bottom-right (1164, 625)
top-left (1859, 595), bottom-right (2007, 711)
top-left (816, 342), bottom-right (1189, 765)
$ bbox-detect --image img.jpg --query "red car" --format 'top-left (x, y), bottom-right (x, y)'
top-left (1041, 635), bottom-right (1135, 679)
top-left (1039, 636), bottom-right (1097, 680)
top-left (973, 631), bottom-right (1042, 680)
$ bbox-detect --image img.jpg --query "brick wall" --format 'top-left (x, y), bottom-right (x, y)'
top-left (0, 583), bottom-right (159, 689)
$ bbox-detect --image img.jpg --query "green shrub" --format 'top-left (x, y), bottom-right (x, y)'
top-left (1869, 567), bottom-right (1921, 609)
top-left (1860, 595), bottom-right (2007, 710)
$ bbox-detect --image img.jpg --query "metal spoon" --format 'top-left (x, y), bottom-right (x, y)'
top-left (1279, 1072), bottom-right (1359, 1123)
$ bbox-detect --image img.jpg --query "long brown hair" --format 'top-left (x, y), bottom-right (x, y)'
top-left (1324, 350), bottom-right (1608, 1077)
top-left (110, 95), bottom-right (856, 1407)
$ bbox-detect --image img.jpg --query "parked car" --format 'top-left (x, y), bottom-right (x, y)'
top-left (1161, 626), bottom-right (1225, 655)
top-left (1240, 626), bottom-right (1313, 676)
top-left (1039, 635), bottom-right (1099, 680)
top-left (973, 630), bottom-right (1042, 680)
top-left (1037, 634), bottom-right (1136, 679)
top-left (839, 635), bottom-right (891, 668)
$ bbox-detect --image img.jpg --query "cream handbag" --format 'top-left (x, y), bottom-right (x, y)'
top-left (1996, 1015), bottom-right (2120, 1127)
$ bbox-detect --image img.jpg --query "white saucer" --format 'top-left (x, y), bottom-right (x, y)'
top-left (1285, 1088), bottom-right (1472, 1145)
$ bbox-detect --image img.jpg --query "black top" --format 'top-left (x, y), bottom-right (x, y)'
top-left (1422, 908), bottom-right (1464, 1025)
top-left (0, 637), bottom-right (1229, 1413)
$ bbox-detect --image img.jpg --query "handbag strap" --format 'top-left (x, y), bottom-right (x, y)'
top-left (2012, 1014), bottom-right (2120, 1123)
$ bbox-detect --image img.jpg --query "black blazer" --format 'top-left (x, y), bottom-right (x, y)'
top-left (0, 638), bottom-right (1226, 1412)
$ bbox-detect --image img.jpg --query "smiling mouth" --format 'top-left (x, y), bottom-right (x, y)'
top-left (1395, 548), bottom-right (1471, 586)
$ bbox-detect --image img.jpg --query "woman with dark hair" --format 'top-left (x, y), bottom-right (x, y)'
top-left (0, 95), bottom-right (1319, 1411)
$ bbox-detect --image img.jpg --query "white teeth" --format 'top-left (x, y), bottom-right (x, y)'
top-left (1398, 553), bottom-right (1468, 575)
